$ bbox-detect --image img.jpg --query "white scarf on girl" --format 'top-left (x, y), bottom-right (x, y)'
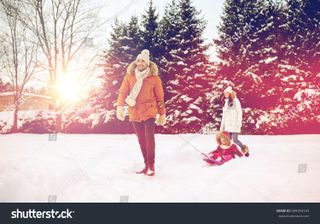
top-left (125, 66), bottom-right (150, 106)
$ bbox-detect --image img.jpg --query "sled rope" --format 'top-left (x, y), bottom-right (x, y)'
top-left (178, 135), bottom-right (211, 159)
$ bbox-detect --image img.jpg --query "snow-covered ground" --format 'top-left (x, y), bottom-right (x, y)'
top-left (0, 134), bottom-right (319, 202)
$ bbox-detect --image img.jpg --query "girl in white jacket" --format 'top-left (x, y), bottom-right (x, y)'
top-left (220, 86), bottom-right (249, 156)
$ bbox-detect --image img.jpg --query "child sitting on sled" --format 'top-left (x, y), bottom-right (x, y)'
top-left (203, 131), bottom-right (245, 166)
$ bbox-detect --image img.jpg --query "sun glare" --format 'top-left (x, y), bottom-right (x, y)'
top-left (57, 75), bottom-right (81, 102)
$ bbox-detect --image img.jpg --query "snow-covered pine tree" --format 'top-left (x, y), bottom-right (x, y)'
top-left (97, 20), bottom-right (129, 111)
top-left (125, 16), bottom-right (144, 62)
top-left (158, 0), bottom-right (182, 100)
top-left (220, 0), bottom-right (284, 108)
top-left (300, 0), bottom-right (320, 131)
top-left (237, 0), bottom-right (284, 108)
top-left (282, 0), bottom-right (319, 69)
top-left (141, 0), bottom-right (161, 65)
top-left (268, 0), bottom-right (320, 134)
top-left (284, 0), bottom-right (304, 66)
top-left (160, 0), bottom-right (212, 133)
top-left (214, 0), bottom-right (246, 78)
top-left (302, 0), bottom-right (320, 75)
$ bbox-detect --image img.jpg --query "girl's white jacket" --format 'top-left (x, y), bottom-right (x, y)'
top-left (220, 97), bottom-right (242, 133)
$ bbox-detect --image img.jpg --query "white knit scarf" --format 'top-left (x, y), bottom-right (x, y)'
top-left (125, 66), bottom-right (150, 106)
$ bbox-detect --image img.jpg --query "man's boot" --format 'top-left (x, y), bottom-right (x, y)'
top-left (146, 164), bottom-right (155, 176)
top-left (136, 164), bottom-right (148, 174)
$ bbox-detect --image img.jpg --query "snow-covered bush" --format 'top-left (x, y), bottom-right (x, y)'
top-left (63, 117), bottom-right (92, 133)
top-left (0, 120), bottom-right (12, 134)
top-left (19, 111), bottom-right (55, 133)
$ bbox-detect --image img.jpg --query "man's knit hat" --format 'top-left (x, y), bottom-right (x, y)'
top-left (136, 49), bottom-right (150, 65)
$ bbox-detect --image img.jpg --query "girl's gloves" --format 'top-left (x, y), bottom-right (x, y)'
top-left (116, 106), bottom-right (125, 121)
top-left (156, 114), bottom-right (166, 126)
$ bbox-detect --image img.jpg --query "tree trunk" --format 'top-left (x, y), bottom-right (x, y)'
top-left (13, 104), bottom-right (19, 133)
top-left (55, 109), bottom-right (62, 132)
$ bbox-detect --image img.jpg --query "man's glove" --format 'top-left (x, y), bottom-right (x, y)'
top-left (116, 106), bottom-right (125, 121)
top-left (155, 114), bottom-right (166, 126)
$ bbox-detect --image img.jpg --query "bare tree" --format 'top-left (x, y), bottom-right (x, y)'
top-left (0, 0), bottom-right (40, 132)
top-left (18, 0), bottom-right (102, 132)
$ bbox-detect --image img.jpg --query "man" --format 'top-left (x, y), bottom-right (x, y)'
top-left (116, 49), bottom-right (166, 176)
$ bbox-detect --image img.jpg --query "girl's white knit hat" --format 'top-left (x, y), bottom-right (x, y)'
top-left (136, 49), bottom-right (150, 65)
top-left (224, 86), bottom-right (233, 94)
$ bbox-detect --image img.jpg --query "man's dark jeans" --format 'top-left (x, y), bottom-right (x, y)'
top-left (132, 118), bottom-right (155, 167)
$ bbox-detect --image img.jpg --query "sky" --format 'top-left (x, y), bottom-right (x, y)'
top-left (95, 0), bottom-right (226, 58)
top-left (100, 0), bottom-right (225, 38)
